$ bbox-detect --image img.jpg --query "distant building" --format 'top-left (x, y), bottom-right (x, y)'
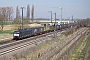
top-left (32, 18), bottom-right (75, 24)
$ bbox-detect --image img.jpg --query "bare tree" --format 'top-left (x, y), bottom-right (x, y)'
top-left (14, 6), bottom-right (21, 29)
top-left (26, 4), bottom-right (30, 23)
top-left (0, 7), bottom-right (6, 31)
top-left (0, 6), bottom-right (13, 23)
top-left (0, 7), bottom-right (6, 22)
top-left (31, 5), bottom-right (34, 23)
top-left (15, 6), bottom-right (21, 23)
top-left (6, 7), bottom-right (13, 20)
top-left (0, 6), bottom-right (13, 31)
top-left (79, 18), bottom-right (90, 27)
top-left (0, 12), bottom-right (5, 31)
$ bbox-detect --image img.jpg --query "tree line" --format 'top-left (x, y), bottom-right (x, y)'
top-left (0, 4), bottom-right (34, 31)
top-left (78, 18), bottom-right (90, 28)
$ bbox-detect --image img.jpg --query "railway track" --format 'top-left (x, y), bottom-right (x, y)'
top-left (36, 28), bottom-right (85, 60)
top-left (23, 27), bottom-right (87, 60)
top-left (50, 28), bottom-right (88, 60)
top-left (0, 31), bottom-right (53, 49)
top-left (0, 27), bottom-right (75, 60)
top-left (0, 30), bottom-right (63, 57)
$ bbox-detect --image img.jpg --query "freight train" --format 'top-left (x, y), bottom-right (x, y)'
top-left (13, 23), bottom-right (76, 40)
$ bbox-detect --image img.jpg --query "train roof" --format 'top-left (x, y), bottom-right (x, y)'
top-left (14, 27), bottom-right (44, 32)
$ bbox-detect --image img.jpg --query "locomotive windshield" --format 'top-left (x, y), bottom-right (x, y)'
top-left (14, 31), bottom-right (20, 34)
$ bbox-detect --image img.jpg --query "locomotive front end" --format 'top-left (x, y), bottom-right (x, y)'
top-left (13, 31), bottom-right (20, 40)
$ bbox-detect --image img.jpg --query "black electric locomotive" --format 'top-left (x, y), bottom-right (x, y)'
top-left (13, 23), bottom-right (76, 40)
top-left (13, 27), bottom-right (44, 40)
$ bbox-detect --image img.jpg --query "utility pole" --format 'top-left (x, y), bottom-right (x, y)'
top-left (55, 13), bottom-right (56, 24)
top-left (54, 12), bottom-right (56, 38)
top-left (61, 8), bottom-right (62, 24)
top-left (49, 11), bottom-right (52, 23)
top-left (20, 7), bottom-right (25, 30)
top-left (72, 15), bottom-right (73, 20)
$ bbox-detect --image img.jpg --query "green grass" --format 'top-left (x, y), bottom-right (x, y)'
top-left (0, 30), bottom-right (14, 34)
top-left (68, 35), bottom-right (88, 60)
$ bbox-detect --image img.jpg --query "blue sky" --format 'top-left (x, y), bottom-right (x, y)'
top-left (0, 0), bottom-right (90, 19)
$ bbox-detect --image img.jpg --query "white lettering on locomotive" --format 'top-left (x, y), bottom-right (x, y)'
top-left (34, 29), bottom-right (37, 33)
top-left (14, 34), bottom-right (19, 36)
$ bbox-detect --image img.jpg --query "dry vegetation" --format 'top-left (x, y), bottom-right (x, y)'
top-left (79, 18), bottom-right (90, 28)
top-left (18, 34), bottom-right (65, 60)
top-left (0, 23), bottom-right (41, 30)
top-left (0, 34), bottom-right (13, 42)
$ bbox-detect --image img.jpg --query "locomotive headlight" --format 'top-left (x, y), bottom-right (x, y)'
top-left (14, 34), bottom-right (19, 36)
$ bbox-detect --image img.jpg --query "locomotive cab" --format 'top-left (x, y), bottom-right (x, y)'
top-left (13, 31), bottom-right (20, 40)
